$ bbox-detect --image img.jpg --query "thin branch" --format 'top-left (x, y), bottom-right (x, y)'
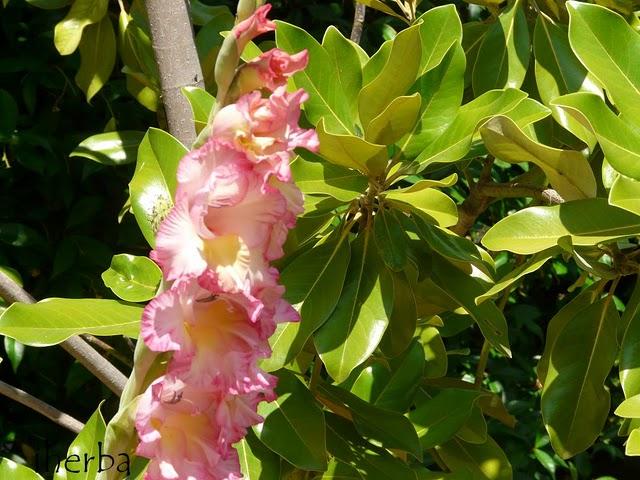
top-left (350, 3), bottom-right (367, 43)
top-left (0, 380), bottom-right (84, 434)
top-left (82, 334), bottom-right (133, 368)
top-left (0, 270), bottom-right (127, 396)
top-left (477, 183), bottom-right (565, 204)
top-left (145, 0), bottom-right (205, 147)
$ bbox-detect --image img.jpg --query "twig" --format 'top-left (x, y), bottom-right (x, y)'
top-left (477, 183), bottom-right (564, 204)
top-left (350, 3), bottom-right (367, 43)
top-left (145, 0), bottom-right (205, 147)
top-left (0, 270), bottom-right (127, 396)
top-left (0, 379), bottom-right (84, 434)
top-left (82, 334), bottom-right (133, 368)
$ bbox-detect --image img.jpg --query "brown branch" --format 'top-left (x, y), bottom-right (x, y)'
top-left (350, 3), bottom-right (367, 43)
top-left (451, 159), bottom-right (564, 236)
top-left (0, 270), bottom-right (127, 396)
top-left (145, 0), bottom-right (205, 147)
top-left (0, 379), bottom-right (84, 434)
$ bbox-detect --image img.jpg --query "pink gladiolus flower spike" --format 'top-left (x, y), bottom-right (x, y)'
top-left (233, 4), bottom-right (276, 55)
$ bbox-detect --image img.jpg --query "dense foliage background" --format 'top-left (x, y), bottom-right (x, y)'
top-left (3, 0), bottom-right (640, 479)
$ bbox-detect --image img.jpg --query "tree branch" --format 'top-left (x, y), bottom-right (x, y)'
top-left (350, 3), bottom-right (367, 43)
top-left (0, 379), bottom-right (84, 434)
top-left (0, 270), bottom-right (127, 396)
top-left (146, 0), bottom-right (205, 147)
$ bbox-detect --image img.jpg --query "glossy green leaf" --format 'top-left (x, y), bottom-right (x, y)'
top-left (54, 405), bottom-right (106, 480)
top-left (386, 189), bottom-right (458, 228)
top-left (542, 297), bottom-right (619, 458)
top-left (359, 0), bottom-right (407, 21)
top-left (0, 459), bottom-right (44, 480)
top-left (626, 428), bottom-right (640, 456)
top-left (401, 43), bottom-right (466, 158)
top-left (75, 16), bottom-right (116, 102)
top-left (190, 1), bottom-right (231, 26)
top-left (0, 298), bottom-right (142, 346)
top-left (615, 393), bottom-right (640, 418)
top-left (291, 154), bottom-right (367, 202)
top-left (480, 116), bottom-right (597, 200)
top-left (374, 339), bottom-right (425, 411)
top-left (374, 209), bottom-right (408, 272)
top-left (620, 278), bottom-right (640, 401)
top-left (417, 5), bottom-right (463, 74)
top-left (380, 269), bottom-right (418, 357)
top-left (457, 406), bottom-right (488, 445)
top-left (315, 232), bottom-right (391, 383)
top-left (129, 128), bottom-right (188, 246)
top-left (501, 98), bottom-right (551, 128)
top-left (317, 119), bottom-right (387, 177)
top-left (610, 174), bottom-right (640, 216)
top-left (420, 326), bottom-right (448, 378)
top-left (276, 21), bottom-right (356, 133)
top-left (255, 370), bottom-right (327, 470)
top-left (26, 0), bottom-right (71, 9)
top-left (4, 336), bottom-right (24, 373)
top-left (533, 13), bottom-right (598, 146)
top-left (317, 383), bottom-right (422, 459)
top-left (54, 0), bottom-right (108, 55)
top-left (70, 131), bottom-right (145, 166)
top-left (436, 436), bottom-right (513, 480)
top-left (101, 254), bottom-right (162, 303)
top-left (482, 198), bottom-right (640, 254)
top-left (552, 92), bottom-right (640, 180)
top-left (324, 413), bottom-right (418, 479)
top-left (358, 23), bottom-right (422, 128)
top-left (430, 256), bottom-right (511, 357)
top-left (409, 388), bottom-right (487, 449)
top-left (476, 248), bottom-right (559, 305)
top-left (266, 237), bottom-right (350, 371)
top-left (567, 1), bottom-right (640, 127)
top-left (416, 88), bottom-right (528, 168)
top-left (182, 86), bottom-right (215, 134)
top-left (365, 93), bottom-right (421, 145)
top-left (322, 26), bottom-right (363, 123)
top-left (237, 431), bottom-right (287, 479)
top-left (472, 0), bottom-right (530, 95)
top-left (463, 22), bottom-right (489, 89)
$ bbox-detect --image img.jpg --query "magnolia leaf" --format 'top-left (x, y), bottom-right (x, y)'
top-left (71, 131), bottom-right (145, 166)
top-left (480, 116), bottom-right (597, 200)
top-left (291, 154), bottom-right (367, 202)
top-left (365, 93), bottom-right (422, 145)
top-left (54, 0), bottom-right (108, 55)
top-left (472, 0), bottom-right (530, 95)
top-left (75, 16), bottom-right (116, 102)
top-left (101, 254), bottom-right (162, 303)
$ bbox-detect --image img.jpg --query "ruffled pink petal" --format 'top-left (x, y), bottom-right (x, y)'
top-left (233, 4), bottom-right (276, 55)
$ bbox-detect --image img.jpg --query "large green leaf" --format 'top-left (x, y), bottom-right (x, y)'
top-left (541, 297), bottom-right (619, 458)
top-left (75, 16), bottom-right (116, 102)
top-left (482, 198), bottom-right (640, 254)
top-left (620, 278), bottom-right (640, 401)
top-left (182, 86), bottom-right (215, 134)
top-left (430, 256), bottom-right (511, 357)
top-left (275, 21), bottom-right (356, 134)
top-left (265, 237), bottom-right (350, 371)
top-left (566, 1), bottom-right (640, 127)
top-left (480, 116), bottom-right (597, 200)
top-left (237, 431), bottom-right (288, 479)
top-left (70, 131), bottom-right (145, 166)
top-left (379, 269), bottom-right (418, 357)
top-left (417, 4), bottom-right (463, 74)
top-left (436, 436), bottom-right (512, 480)
top-left (386, 188), bottom-right (458, 228)
top-left (0, 299), bottom-right (142, 346)
top-left (374, 208), bottom-right (408, 272)
top-left (54, 0), bottom-right (108, 55)
top-left (552, 93), bottom-right (640, 180)
top-left (415, 88), bottom-right (528, 168)
top-left (533, 13), bottom-right (598, 146)
top-left (409, 389), bottom-right (488, 449)
top-left (324, 413), bottom-right (418, 479)
top-left (317, 383), bottom-right (422, 459)
top-left (610, 174), bottom-right (640, 216)
top-left (420, 326), bottom-right (448, 379)
top-left (472, 0), bottom-right (530, 95)
top-left (365, 93), bottom-right (422, 145)
top-left (358, 23), bottom-right (422, 128)
top-left (322, 26), bottom-right (363, 123)
top-left (317, 119), bottom-right (387, 177)
top-left (0, 459), bottom-right (44, 480)
top-left (54, 405), bottom-right (106, 480)
top-left (401, 43), bottom-right (466, 158)
top-left (476, 248), bottom-right (560, 305)
top-left (315, 231), bottom-right (391, 383)
top-left (129, 128), bottom-right (188, 246)
top-left (291, 154), bottom-right (367, 202)
top-left (255, 370), bottom-right (327, 470)
top-left (101, 254), bottom-right (162, 303)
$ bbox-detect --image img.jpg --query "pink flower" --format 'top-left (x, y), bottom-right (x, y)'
top-left (212, 87), bottom-right (319, 181)
top-left (234, 49), bottom-right (309, 94)
top-left (136, 377), bottom-right (243, 480)
top-left (233, 4), bottom-right (275, 55)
